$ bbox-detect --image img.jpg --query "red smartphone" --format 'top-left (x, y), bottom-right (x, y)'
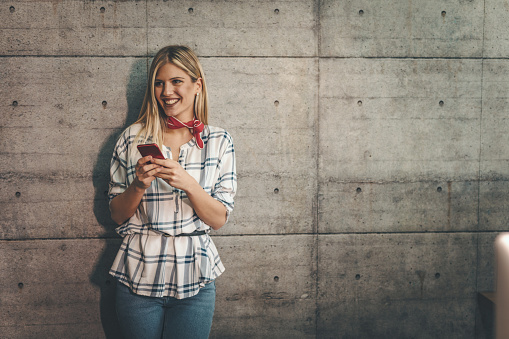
top-left (137, 143), bottom-right (166, 160)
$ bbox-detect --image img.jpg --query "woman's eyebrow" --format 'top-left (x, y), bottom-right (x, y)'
top-left (155, 76), bottom-right (185, 80)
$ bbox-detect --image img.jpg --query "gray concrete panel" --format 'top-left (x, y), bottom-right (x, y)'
top-left (1, 57), bottom-right (147, 129)
top-left (205, 57), bottom-right (318, 235)
top-left (203, 57), bottom-right (317, 139)
top-left (320, 0), bottom-right (483, 58)
top-left (476, 232), bottom-right (498, 339)
top-left (212, 235), bottom-right (317, 338)
top-left (1, 0), bottom-right (147, 56)
top-left (222, 174), bottom-right (316, 235)
top-left (0, 153), bottom-right (110, 183)
top-left (481, 59), bottom-right (509, 180)
top-left (318, 233), bottom-right (477, 337)
top-left (0, 177), bottom-right (114, 239)
top-left (318, 298), bottom-right (476, 339)
top-left (212, 298), bottom-right (316, 339)
top-left (483, 0), bottom-right (509, 58)
top-left (147, 1), bottom-right (317, 57)
top-left (481, 116), bottom-right (509, 178)
top-left (477, 232), bottom-right (497, 293)
top-left (480, 59), bottom-right (509, 232)
top-left (318, 233), bottom-right (477, 302)
top-left (2, 323), bottom-right (113, 339)
top-left (0, 238), bottom-right (121, 338)
top-left (320, 58), bottom-right (482, 182)
top-left (1, 126), bottom-right (119, 156)
top-left (480, 181), bottom-right (509, 231)
top-left (0, 124), bottom-right (118, 241)
top-left (1, 57), bottom-right (144, 239)
top-left (319, 181), bottom-right (478, 233)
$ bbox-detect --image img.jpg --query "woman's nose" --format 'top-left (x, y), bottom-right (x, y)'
top-left (163, 84), bottom-right (174, 96)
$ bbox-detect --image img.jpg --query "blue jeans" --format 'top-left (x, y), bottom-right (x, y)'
top-left (116, 281), bottom-right (216, 339)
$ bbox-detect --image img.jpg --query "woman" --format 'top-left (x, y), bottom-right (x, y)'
top-left (108, 45), bottom-right (236, 339)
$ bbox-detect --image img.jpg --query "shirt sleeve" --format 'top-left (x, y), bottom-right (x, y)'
top-left (211, 132), bottom-right (237, 220)
top-left (108, 131), bottom-right (130, 205)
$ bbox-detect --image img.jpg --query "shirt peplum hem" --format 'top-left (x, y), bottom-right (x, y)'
top-left (109, 232), bottom-right (225, 299)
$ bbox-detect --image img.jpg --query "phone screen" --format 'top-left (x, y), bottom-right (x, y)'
top-left (137, 143), bottom-right (166, 160)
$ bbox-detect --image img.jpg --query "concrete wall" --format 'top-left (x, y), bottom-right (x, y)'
top-left (1, 0), bottom-right (507, 338)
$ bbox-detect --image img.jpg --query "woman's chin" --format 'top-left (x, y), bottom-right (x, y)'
top-left (164, 111), bottom-right (193, 121)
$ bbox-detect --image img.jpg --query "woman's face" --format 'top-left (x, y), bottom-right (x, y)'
top-left (154, 63), bottom-right (201, 121)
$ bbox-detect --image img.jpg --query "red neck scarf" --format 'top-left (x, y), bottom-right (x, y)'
top-left (166, 117), bottom-right (205, 149)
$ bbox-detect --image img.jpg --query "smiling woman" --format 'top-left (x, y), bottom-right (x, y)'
top-left (154, 63), bottom-right (202, 121)
top-left (107, 45), bottom-right (237, 339)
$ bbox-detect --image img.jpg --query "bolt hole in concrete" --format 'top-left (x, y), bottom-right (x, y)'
top-left (9, 6), bottom-right (15, 13)
top-left (100, 6), bottom-right (105, 13)
top-left (274, 276), bottom-right (279, 282)
top-left (12, 100), bottom-right (18, 107)
top-left (357, 100), bottom-right (362, 106)
top-left (274, 188), bottom-right (279, 194)
top-left (439, 100), bottom-right (444, 107)
top-left (356, 187), bottom-right (362, 193)
top-left (18, 283), bottom-right (23, 289)
top-left (274, 100), bottom-right (279, 106)
top-left (441, 10), bottom-right (446, 17)
top-left (359, 9), bottom-right (364, 16)
top-left (355, 274), bottom-right (361, 280)
top-left (15, 192), bottom-right (21, 198)
top-left (274, 9), bottom-right (280, 14)
top-left (435, 273), bottom-right (441, 279)
top-left (437, 187), bottom-right (442, 192)
top-left (102, 100), bottom-right (107, 108)
top-left (188, 8), bottom-right (193, 14)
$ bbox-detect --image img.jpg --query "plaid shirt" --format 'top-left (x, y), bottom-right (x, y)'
top-left (108, 123), bottom-right (236, 299)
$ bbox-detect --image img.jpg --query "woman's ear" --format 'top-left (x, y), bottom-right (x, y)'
top-left (195, 78), bottom-right (203, 95)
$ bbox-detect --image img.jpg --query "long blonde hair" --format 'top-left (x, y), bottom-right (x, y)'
top-left (133, 45), bottom-right (209, 146)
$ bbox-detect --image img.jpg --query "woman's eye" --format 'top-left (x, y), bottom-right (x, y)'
top-left (154, 81), bottom-right (163, 87)
top-left (172, 80), bottom-right (182, 85)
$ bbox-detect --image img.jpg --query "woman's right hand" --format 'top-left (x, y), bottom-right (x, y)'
top-left (133, 156), bottom-right (161, 189)
top-left (111, 156), bottom-right (162, 225)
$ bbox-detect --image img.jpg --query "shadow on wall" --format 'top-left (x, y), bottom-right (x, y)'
top-left (89, 58), bottom-right (148, 339)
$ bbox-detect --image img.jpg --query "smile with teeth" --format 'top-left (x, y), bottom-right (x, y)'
top-left (164, 99), bottom-right (179, 105)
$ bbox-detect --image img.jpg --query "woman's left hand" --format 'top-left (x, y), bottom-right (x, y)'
top-left (151, 158), bottom-right (227, 230)
top-left (151, 158), bottom-right (198, 192)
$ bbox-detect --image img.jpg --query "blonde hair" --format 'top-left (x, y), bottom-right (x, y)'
top-left (133, 45), bottom-right (208, 146)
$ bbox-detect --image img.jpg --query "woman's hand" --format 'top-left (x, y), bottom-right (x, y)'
top-left (151, 158), bottom-right (198, 191)
top-left (110, 156), bottom-right (160, 225)
top-left (151, 158), bottom-right (228, 229)
top-left (133, 156), bottom-right (161, 189)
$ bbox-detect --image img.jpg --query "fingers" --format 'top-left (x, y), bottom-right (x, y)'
top-left (135, 158), bottom-right (191, 190)
top-left (134, 156), bottom-right (163, 189)
top-left (137, 163), bottom-right (157, 176)
top-left (142, 166), bottom-right (161, 178)
top-left (151, 158), bottom-right (178, 168)
top-left (153, 165), bottom-right (196, 192)
top-left (138, 155), bottom-right (153, 166)
top-left (153, 168), bottom-right (176, 180)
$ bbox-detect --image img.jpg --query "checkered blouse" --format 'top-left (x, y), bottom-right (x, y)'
top-left (108, 123), bottom-right (236, 299)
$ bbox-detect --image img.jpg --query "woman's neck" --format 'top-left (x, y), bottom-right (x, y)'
top-left (164, 126), bottom-right (191, 138)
